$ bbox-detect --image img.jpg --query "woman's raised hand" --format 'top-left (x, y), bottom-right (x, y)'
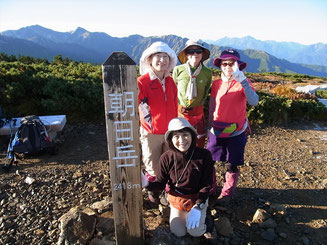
top-left (232, 61), bottom-right (246, 83)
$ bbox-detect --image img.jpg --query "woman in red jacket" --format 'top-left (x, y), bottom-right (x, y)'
top-left (138, 42), bottom-right (178, 202)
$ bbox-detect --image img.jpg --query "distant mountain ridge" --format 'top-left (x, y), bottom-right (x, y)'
top-left (1, 25), bottom-right (327, 77)
top-left (205, 36), bottom-right (327, 67)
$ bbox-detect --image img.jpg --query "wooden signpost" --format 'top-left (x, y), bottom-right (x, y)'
top-left (102, 52), bottom-right (144, 245)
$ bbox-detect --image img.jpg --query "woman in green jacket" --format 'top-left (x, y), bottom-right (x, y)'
top-left (172, 40), bottom-right (212, 148)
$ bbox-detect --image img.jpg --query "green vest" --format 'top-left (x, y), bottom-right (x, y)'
top-left (172, 64), bottom-right (212, 107)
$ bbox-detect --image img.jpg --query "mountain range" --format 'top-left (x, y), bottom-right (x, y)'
top-left (1, 25), bottom-right (327, 77)
top-left (205, 36), bottom-right (327, 67)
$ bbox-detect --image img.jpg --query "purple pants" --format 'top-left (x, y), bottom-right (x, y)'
top-left (206, 132), bottom-right (247, 166)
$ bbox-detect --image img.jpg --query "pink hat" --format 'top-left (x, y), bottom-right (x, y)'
top-left (213, 49), bottom-right (247, 71)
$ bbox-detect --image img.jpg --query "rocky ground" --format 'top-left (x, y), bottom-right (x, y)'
top-left (0, 121), bottom-right (326, 245)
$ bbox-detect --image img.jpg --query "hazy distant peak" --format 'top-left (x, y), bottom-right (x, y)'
top-left (73, 27), bottom-right (89, 34)
top-left (243, 36), bottom-right (256, 40)
top-left (25, 24), bottom-right (48, 31)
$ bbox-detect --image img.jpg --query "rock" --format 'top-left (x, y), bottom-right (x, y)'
top-left (258, 218), bottom-right (277, 228)
top-left (89, 237), bottom-right (115, 245)
top-left (260, 229), bottom-right (276, 241)
top-left (72, 171), bottom-right (83, 179)
top-left (252, 209), bottom-right (269, 223)
top-left (34, 228), bottom-right (45, 236)
top-left (143, 211), bottom-right (155, 218)
top-left (57, 207), bottom-right (96, 245)
top-left (150, 226), bottom-right (173, 245)
top-left (269, 203), bottom-right (287, 217)
top-left (279, 232), bottom-right (287, 238)
top-left (215, 216), bottom-right (233, 236)
top-left (2, 220), bottom-right (14, 229)
top-left (96, 211), bottom-right (115, 235)
top-left (302, 236), bottom-right (310, 245)
top-left (90, 199), bottom-right (111, 212)
top-left (58, 206), bottom-right (82, 223)
top-left (25, 176), bottom-right (35, 185)
top-left (230, 237), bottom-right (241, 245)
top-left (82, 207), bottom-right (97, 216)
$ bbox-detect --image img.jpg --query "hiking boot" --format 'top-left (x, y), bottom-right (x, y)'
top-left (148, 191), bottom-right (159, 204)
top-left (203, 216), bottom-right (218, 243)
top-left (203, 229), bottom-right (218, 243)
top-left (217, 171), bottom-right (240, 206)
top-left (205, 216), bottom-right (214, 233)
top-left (160, 191), bottom-right (169, 206)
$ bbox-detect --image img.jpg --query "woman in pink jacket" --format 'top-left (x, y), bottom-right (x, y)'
top-left (207, 49), bottom-right (259, 206)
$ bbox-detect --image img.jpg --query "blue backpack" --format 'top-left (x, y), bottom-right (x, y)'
top-left (12, 115), bottom-right (56, 155)
top-left (2, 115), bottom-right (57, 171)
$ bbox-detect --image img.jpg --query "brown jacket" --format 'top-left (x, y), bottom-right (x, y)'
top-left (148, 147), bottom-right (214, 204)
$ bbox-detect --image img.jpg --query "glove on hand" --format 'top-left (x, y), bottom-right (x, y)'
top-left (232, 61), bottom-right (246, 83)
top-left (186, 206), bottom-right (201, 229)
top-left (141, 171), bottom-right (149, 188)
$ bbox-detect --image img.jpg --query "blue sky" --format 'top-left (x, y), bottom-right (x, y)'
top-left (0, 0), bottom-right (326, 45)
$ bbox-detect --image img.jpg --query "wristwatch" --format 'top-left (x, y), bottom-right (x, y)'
top-left (195, 202), bottom-right (205, 210)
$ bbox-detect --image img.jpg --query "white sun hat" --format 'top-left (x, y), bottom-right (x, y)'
top-left (139, 41), bottom-right (177, 76)
top-left (164, 117), bottom-right (197, 142)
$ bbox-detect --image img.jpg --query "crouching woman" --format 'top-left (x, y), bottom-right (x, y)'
top-left (142, 117), bottom-right (214, 237)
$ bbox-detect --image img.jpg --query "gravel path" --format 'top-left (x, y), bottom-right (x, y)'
top-left (0, 122), bottom-right (326, 244)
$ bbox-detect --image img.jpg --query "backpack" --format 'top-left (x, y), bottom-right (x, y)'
top-left (12, 115), bottom-right (56, 155)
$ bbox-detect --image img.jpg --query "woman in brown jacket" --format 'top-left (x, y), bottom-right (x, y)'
top-left (142, 117), bottom-right (214, 237)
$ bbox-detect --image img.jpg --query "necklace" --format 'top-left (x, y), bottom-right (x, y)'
top-left (174, 149), bottom-right (195, 187)
top-left (225, 77), bottom-right (234, 95)
top-left (221, 72), bottom-right (233, 95)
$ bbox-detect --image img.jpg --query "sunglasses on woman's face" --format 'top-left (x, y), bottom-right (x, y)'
top-left (186, 49), bottom-right (203, 55)
top-left (221, 62), bottom-right (235, 67)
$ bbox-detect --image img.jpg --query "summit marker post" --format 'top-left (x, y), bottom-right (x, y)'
top-left (102, 52), bottom-right (143, 245)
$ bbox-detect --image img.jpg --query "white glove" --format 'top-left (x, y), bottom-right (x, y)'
top-left (141, 171), bottom-right (149, 188)
top-left (232, 61), bottom-right (246, 83)
top-left (186, 206), bottom-right (201, 229)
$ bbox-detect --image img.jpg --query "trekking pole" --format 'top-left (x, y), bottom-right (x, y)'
top-left (3, 119), bottom-right (12, 168)
top-left (2, 118), bottom-right (17, 171)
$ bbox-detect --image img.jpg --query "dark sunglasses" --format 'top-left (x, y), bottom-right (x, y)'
top-left (221, 62), bottom-right (235, 67)
top-left (186, 49), bottom-right (203, 55)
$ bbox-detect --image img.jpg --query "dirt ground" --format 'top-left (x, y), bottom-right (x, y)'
top-left (0, 121), bottom-right (327, 244)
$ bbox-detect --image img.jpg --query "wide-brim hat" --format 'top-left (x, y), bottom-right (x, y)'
top-left (139, 41), bottom-right (177, 76)
top-left (178, 39), bottom-right (210, 64)
top-left (164, 117), bottom-right (197, 142)
top-left (213, 49), bottom-right (247, 71)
